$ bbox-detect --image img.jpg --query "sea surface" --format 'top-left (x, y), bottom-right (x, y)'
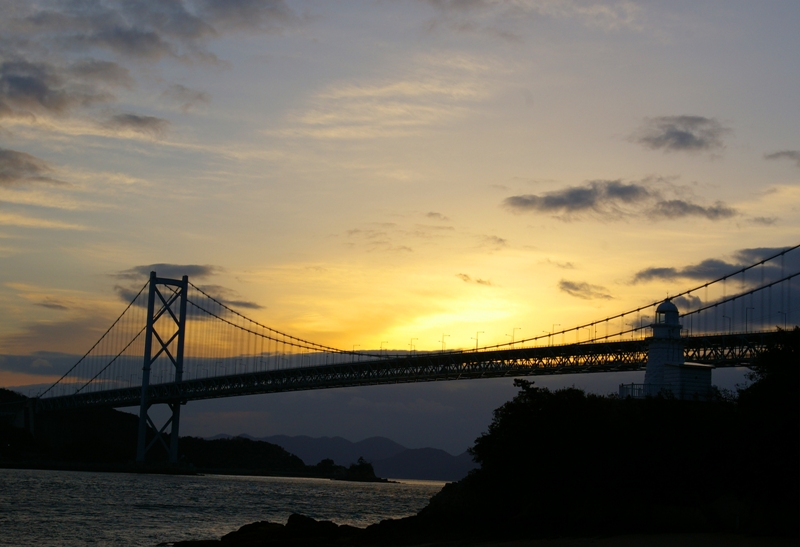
top-left (0, 469), bottom-right (445, 547)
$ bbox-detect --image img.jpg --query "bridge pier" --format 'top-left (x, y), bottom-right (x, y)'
top-left (136, 271), bottom-right (188, 464)
top-left (12, 399), bottom-right (36, 436)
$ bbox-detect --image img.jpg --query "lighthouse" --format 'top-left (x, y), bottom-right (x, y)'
top-left (621, 299), bottom-right (713, 399)
top-left (643, 299), bottom-right (683, 387)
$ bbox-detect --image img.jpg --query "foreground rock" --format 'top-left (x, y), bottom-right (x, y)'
top-left (169, 513), bottom-right (422, 546)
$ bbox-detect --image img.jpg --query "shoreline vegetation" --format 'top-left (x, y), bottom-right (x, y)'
top-left (0, 387), bottom-right (389, 482)
top-left (3, 328), bottom-right (800, 545)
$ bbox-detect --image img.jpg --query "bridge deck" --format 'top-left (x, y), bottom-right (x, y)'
top-left (30, 332), bottom-right (773, 412)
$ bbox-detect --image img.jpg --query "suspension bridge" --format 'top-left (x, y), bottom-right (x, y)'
top-left (7, 244), bottom-right (800, 463)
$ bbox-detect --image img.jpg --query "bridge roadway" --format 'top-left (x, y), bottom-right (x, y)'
top-left (31, 331), bottom-right (775, 413)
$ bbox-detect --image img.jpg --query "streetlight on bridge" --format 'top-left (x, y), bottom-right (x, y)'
top-left (506, 327), bottom-right (521, 346)
top-left (551, 324), bottom-right (560, 345)
top-left (440, 334), bottom-right (450, 351)
top-left (722, 315), bottom-right (732, 334)
top-left (472, 331), bottom-right (484, 351)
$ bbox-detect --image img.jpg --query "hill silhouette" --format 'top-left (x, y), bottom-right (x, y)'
top-left (252, 434), bottom-right (406, 466)
top-left (249, 434), bottom-right (476, 481)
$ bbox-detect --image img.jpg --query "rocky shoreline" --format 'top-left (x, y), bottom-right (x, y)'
top-left (165, 513), bottom-right (798, 547)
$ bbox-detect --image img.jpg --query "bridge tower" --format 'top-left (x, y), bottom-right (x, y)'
top-left (136, 272), bottom-right (188, 464)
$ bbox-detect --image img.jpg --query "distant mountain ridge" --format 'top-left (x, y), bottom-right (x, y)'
top-left (207, 434), bottom-right (477, 481)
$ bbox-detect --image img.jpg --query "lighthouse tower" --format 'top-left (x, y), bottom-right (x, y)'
top-left (644, 299), bottom-right (683, 388)
top-left (642, 299), bottom-right (713, 399)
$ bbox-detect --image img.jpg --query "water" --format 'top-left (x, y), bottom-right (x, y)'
top-left (0, 469), bottom-right (445, 546)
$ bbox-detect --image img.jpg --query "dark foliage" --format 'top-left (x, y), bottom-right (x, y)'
top-left (179, 436), bottom-right (306, 474)
top-left (0, 387), bottom-right (26, 404)
top-left (418, 331), bottom-right (800, 537)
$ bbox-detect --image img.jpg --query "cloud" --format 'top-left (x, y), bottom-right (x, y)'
top-left (114, 263), bottom-right (264, 310)
top-left (671, 293), bottom-right (702, 311)
top-left (194, 284), bottom-right (264, 310)
top-left (504, 179), bottom-right (651, 216)
top-left (632, 246), bottom-right (800, 284)
top-left (649, 200), bottom-right (735, 220)
top-left (633, 259), bottom-right (734, 283)
top-left (750, 216), bottom-right (777, 226)
top-left (116, 263), bottom-right (221, 281)
top-left (345, 224), bottom-right (421, 253)
top-left (287, 53), bottom-right (488, 139)
top-left (764, 150), bottom-right (800, 168)
top-left (502, 178), bottom-right (736, 222)
top-left (162, 84), bottom-right (211, 111)
top-left (36, 299), bottom-right (70, 311)
top-left (558, 280), bottom-right (612, 300)
top-left (0, 212), bottom-right (85, 230)
top-left (1, 315), bottom-right (117, 355)
top-left (0, 352), bottom-right (79, 377)
top-left (0, 59), bottom-right (111, 119)
top-left (482, 235), bottom-right (507, 249)
top-left (544, 259), bottom-right (575, 270)
top-left (422, 0), bottom-right (642, 38)
top-left (75, 26), bottom-right (177, 60)
top-left (196, 0), bottom-right (302, 32)
top-left (0, 148), bottom-right (64, 187)
top-left (456, 273), bottom-right (493, 286)
top-left (0, 0), bottom-right (303, 129)
top-left (104, 113), bottom-right (170, 138)
top-left (632, 115), bottom-right (728, 153)
top-left (67, 59), bottom-right (134, 88)
top-left (426, 211), bottom-right (450, 221)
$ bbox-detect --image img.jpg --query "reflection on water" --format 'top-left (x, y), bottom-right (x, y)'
top-left (0, 469), bottom-right (444, 547)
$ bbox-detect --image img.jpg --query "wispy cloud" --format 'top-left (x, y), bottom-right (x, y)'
top-left (631, 115), bottom-right (729, 153)
top-left (0, 148), bottom-right (65, 187)
top-left (286, 53), bottom-right (489, 139)
top-left (113, 263), bottom-right (263, 310)
top-left (104, 113), bottom-right (170, 138)
top-left (161, 84), bottom-right (211, 112)
top-left (426, 211), bottom-right (450, 221)
top-left (558, 279), bottom-right (612, 300)
top-left (482, 235), bottom-right (508, 249)
top-left (0, 212), bottom-right (85, 230)
top-left (764, 150), bottom-right (800, 168)
top-left (649, 199), bottom-right (736, 221)
top-left (456, 273), bottom-right (493, 286)
top-left (502, 178), bottom-right (736, 221)
top-left (0, 0), bottom-right (302, 136)
top-left (422, 0), bottom-right (643, 40)
top-left (0, 60), bottom-right (112, 120)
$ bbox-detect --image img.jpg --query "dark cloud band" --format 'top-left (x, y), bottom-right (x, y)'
top-left (632, 246), bottom-right (800, 284)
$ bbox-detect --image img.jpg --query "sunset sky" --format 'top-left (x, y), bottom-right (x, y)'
top-left (1, 1), bottom-right (799, 450)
